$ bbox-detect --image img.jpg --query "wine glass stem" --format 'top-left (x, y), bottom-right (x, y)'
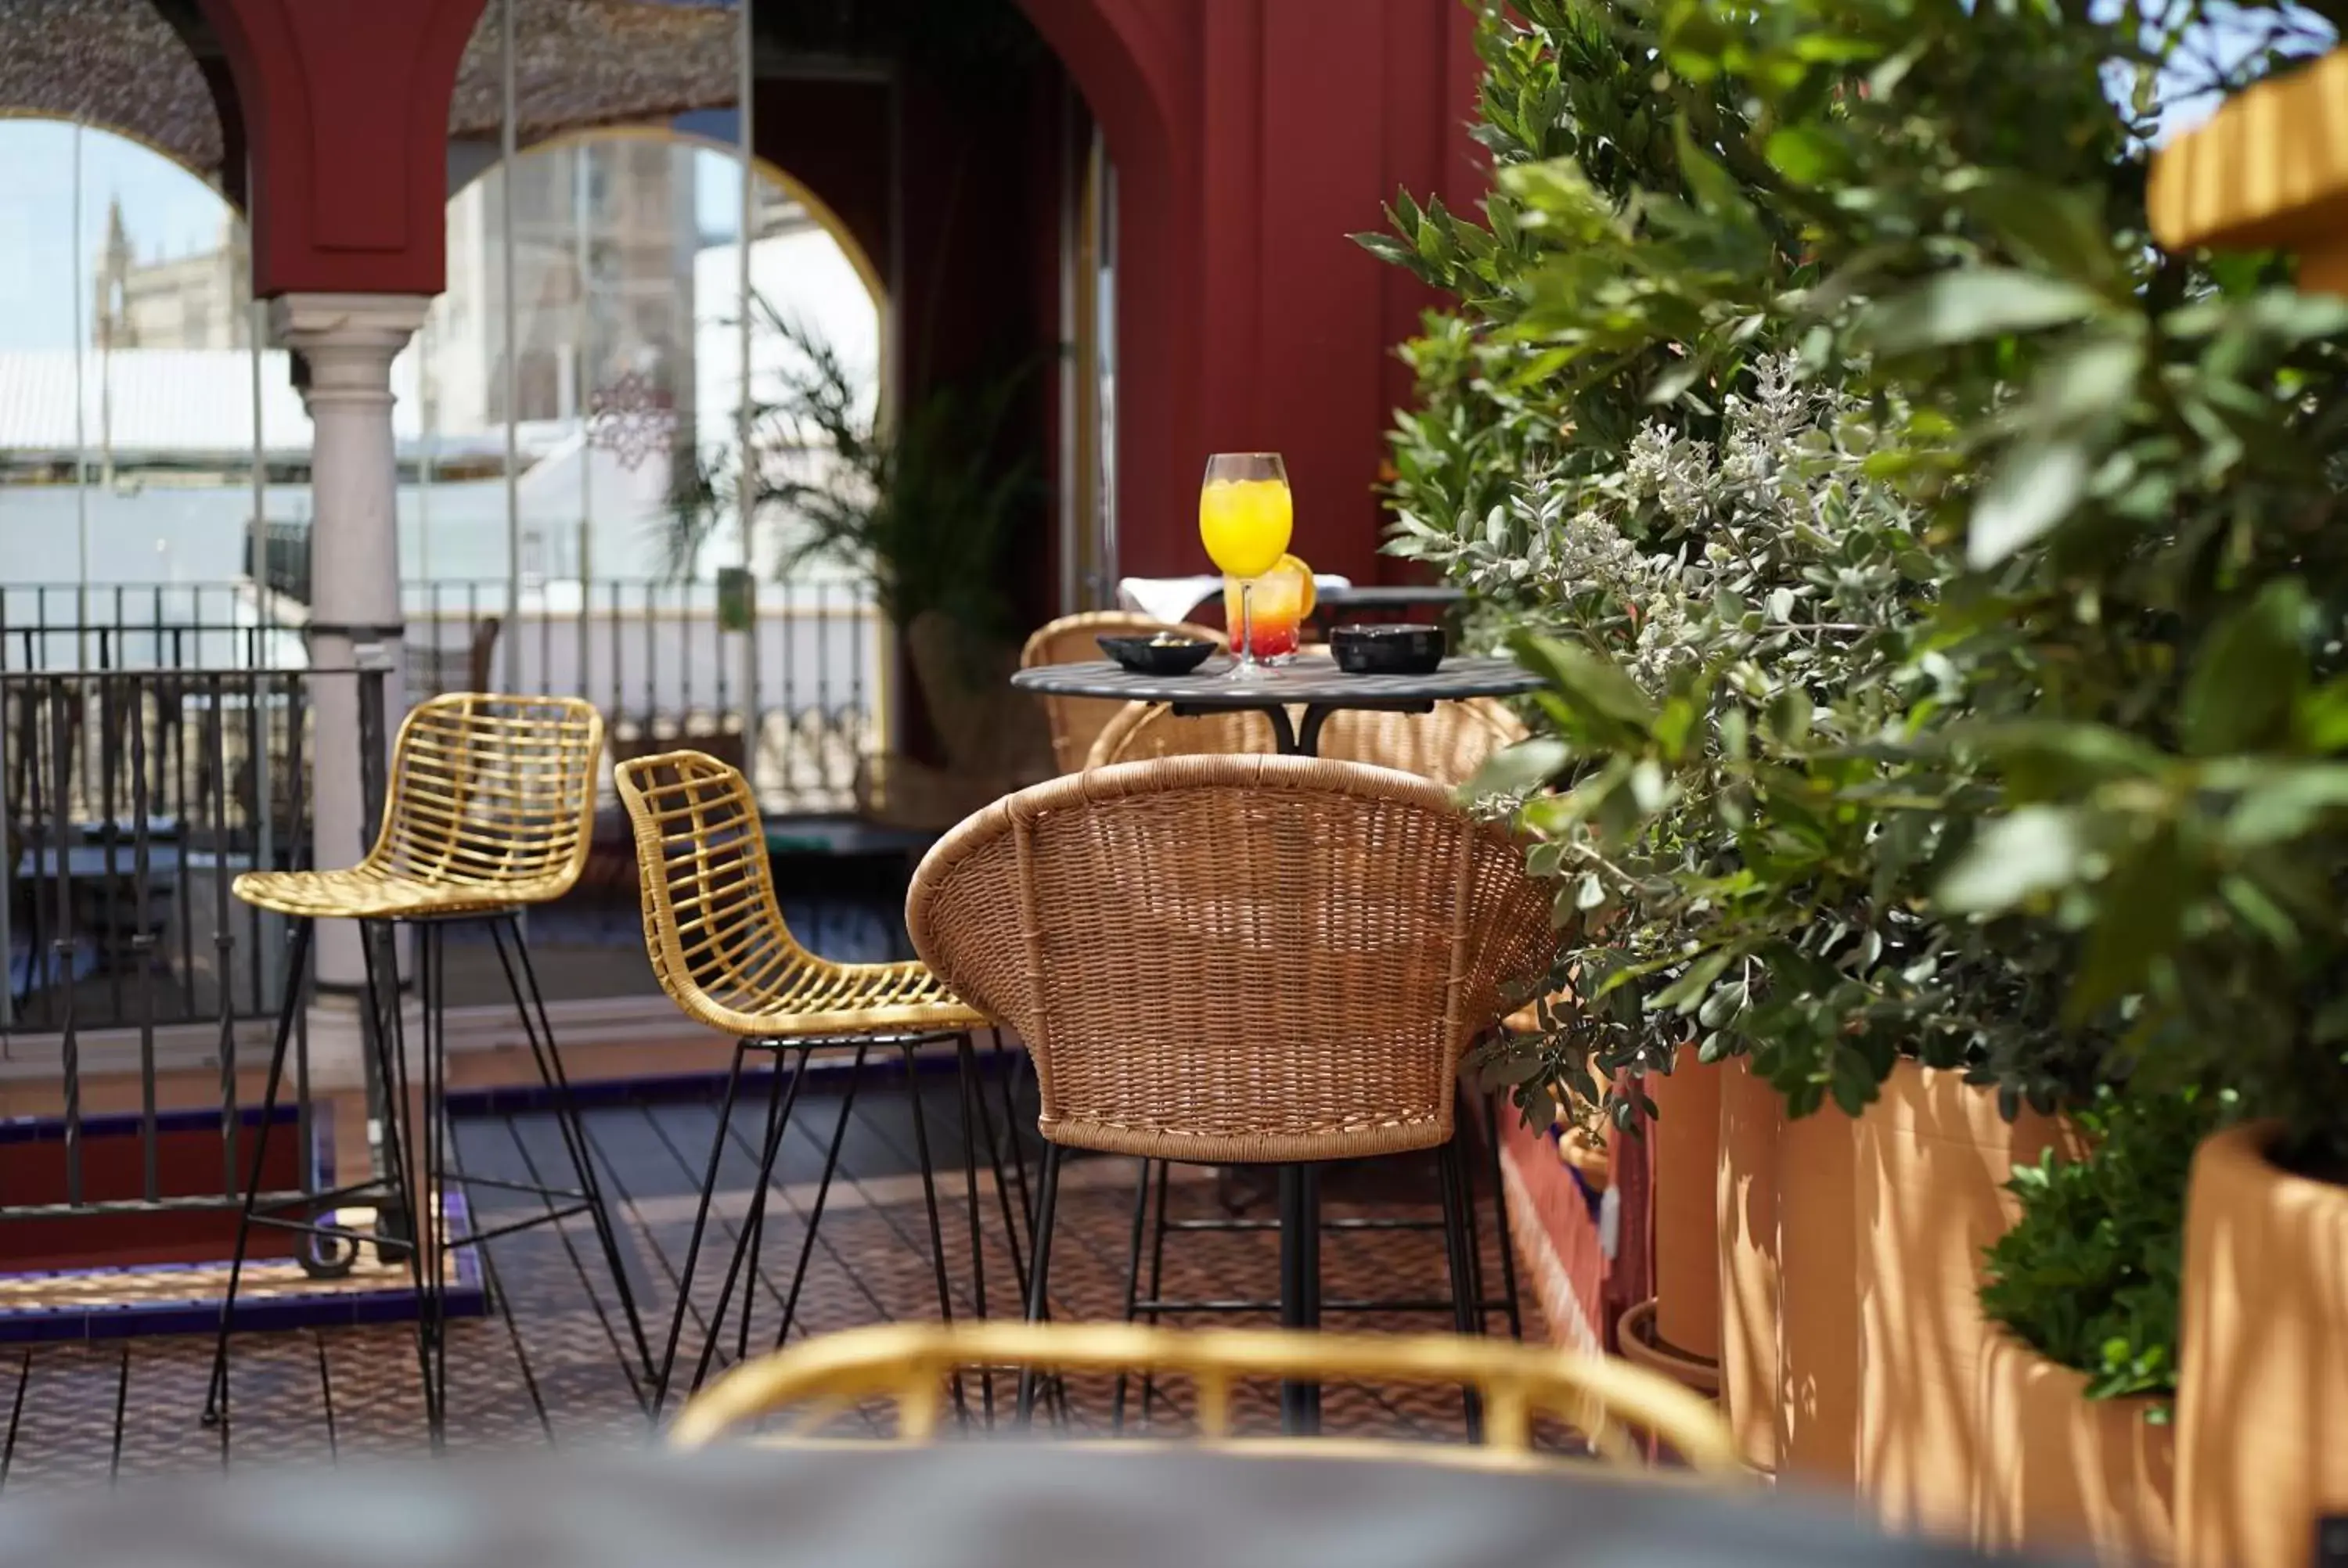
top-left (1238, 580), bottom-right (1256, 671)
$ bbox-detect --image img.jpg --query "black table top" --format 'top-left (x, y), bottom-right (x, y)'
top-left (0, 1442), bottom-right (2054, 1567)
top-left (1011, 656), bottom-right (1540, 710)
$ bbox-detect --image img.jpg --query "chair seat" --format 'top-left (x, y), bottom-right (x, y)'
top-left (232, 866), bottom-right (544, 920)
top-left (672, 958), bottom-right (989, 1043)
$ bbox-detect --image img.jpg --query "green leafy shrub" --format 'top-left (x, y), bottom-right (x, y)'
top-left (1981, 1091), bottom-right (2226, 1410)
top-left (1370, 0), bottom-right (2348, 1166)
top-left (1363, 0), bottom-right (2343, 1391)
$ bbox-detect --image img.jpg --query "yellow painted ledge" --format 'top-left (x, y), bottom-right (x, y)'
top-left (2149, 46), bottom-right (2348, 284)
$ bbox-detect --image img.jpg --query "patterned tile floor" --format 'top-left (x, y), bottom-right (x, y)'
top-left (0, 1059), bottom-right (1541, 1495)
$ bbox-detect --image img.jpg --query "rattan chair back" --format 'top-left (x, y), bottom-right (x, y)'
top-left (1318, 699), bottom-right (1528, 787)
top-left (668, 1321), bottom-right (1739, 1473)
top-left (616, 749), bottom-right (981, 1038)
top-left (1084, 701), bottom-right (1280, 768)
top-left (1021, 611), bottom-right (1227, 775)
top-left (906, 755), bottom-right (1555, 1164)
top-left (374, 691), bottom-right (602, 890)
top-left (1086, 697), bottom-right (1525, 789)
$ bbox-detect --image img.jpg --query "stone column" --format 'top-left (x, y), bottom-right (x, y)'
top-left (274, 293), bottom-right (428, 1086)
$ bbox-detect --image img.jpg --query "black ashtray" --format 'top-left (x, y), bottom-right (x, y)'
top-left (1098, 633), bottom-right (1216, 675)
top-left (1331, 623), bottom-right (1446, 676)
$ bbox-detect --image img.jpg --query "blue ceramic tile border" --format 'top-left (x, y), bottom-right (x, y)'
top-left (0, 1191), bottom-right (488, 1345)
top-left (0, 1115), bottom-right (487, 1343)
top-left (442, 1036), bottom-right (1021, 1118)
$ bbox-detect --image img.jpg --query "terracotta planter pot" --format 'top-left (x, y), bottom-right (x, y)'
top-left (1648, 1059), bottom-right (1724, 1367)
top-left (1619, 1296), bottom-right (1722, 1394)
top-left (1717, 1057), bottom-right (1781, 1472)
top-left (2176, 1122), bottom-right (2348, 1568)
top-left (1973, 1331), bottom-right (2174, 1563)
top-left (1854, 1060), bottom-right (2073, 1537)
top-left (1777, 1099), bottom-right (1861, 1490)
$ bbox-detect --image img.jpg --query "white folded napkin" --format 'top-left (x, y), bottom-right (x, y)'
top-left (1117, 574), bottom-right (1352, 624)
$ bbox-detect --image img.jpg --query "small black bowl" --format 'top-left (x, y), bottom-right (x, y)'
top-left (1098, 633), bottom-right (1216, 676)
top-left (1330, 623), bottom-right (1446, 676)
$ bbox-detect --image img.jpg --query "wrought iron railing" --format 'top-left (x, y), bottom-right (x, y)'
top-left (0, 577), bottom-right (885, 817)
top-left (1, 664), bottom-right (323, 1046)
top-left (0, 663), bottom-right (390, 1264)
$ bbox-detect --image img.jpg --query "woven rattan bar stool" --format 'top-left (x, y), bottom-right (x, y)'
top-left (1020, 611), bottom-right (1226, 775)
top-left (615, 750), bottom-right (1028, 1422)
top-left (1085, 699), bottom-right (1536, 1343)
top-left (207, 692), bottom-right (651, 1443)
top-left (907, 754), bottom-right (1556, 1436)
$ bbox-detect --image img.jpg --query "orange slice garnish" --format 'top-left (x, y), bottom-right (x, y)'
top-left (1278, 554), bottom-right (1316, 618)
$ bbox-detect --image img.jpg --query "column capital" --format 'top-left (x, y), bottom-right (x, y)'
top-left (272, 293), bottom-right (429, 409)
top-left (269, 292), bottom-right (431, 354)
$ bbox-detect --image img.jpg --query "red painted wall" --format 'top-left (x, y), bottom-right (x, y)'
top-left (196, 0), bottom-right (1486, 602)
top-left (1020, 0), bottom-right (1486, 589)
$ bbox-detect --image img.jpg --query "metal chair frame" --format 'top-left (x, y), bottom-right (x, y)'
top-left (205, 692), bottom-right (651, 1444)
top-left (614, 750), bottom-right (1029, 1425)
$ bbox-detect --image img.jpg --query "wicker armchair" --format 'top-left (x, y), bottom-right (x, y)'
top-left (615, 749), bottom-right (1015, 1419)
top-left (1021, 611), bottom-right (1226, 775)
top-left (906, 755), bottom-right (1555, 1427)
top-left (1085, 696), bottom-right (1525, 789)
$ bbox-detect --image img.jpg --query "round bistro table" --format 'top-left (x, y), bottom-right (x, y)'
top-left (0, 1442), bottom-right (2044, 1567)
top-left (1010, 654), bottom-right (1540, 757)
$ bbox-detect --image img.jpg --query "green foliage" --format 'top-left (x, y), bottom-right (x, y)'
top-left (1374, 0), bottom-right (2348, 1171)
top-left (1980, 1090), bottom-right (2226, 1406)
top-left (663, 297), bottom-right (1039, 642)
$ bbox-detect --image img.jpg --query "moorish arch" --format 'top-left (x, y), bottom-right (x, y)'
top-left (176, 0), bottom-right (1485, 584)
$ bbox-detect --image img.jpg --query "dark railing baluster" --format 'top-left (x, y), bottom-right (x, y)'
top-left (208, 671), bottom-right (239, 1198)
top-left (607, 579), bottom-right (624, 740)
top-left (51, 679), bottom-right (83, 1207)
top-left (644, 581), bottom-right (660, 746)
top-left (28, 683), bottom-right (56, 1032)
top-left (708, 579), bottom-right (725, 757)
top-left (130, 682), bottom-right (158, 1203)
top-left (99, 673), bottom-right (123, 1024)
top-left (286, 671), bottom-right (314, 1214)
top-left (244, 664), bottom-right (267, 1015)
top-left (174, 660), bottom-right (196, 1021)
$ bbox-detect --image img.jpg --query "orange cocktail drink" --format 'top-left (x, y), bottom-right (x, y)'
top-left (1223, 556), bottom-right (1312, 662)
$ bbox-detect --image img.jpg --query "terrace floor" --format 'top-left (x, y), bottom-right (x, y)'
top-left (0, 1064), bottom-right (1536, 1494)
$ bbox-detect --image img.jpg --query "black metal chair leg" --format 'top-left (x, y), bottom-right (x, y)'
top-left (1438, 1132), bottom-right (1486, 1440)
top-left (491, 914), bottom-right (656, 1381)
top-left (358, 919), bottom-right (440, 1440)
top-left (653, 1042), bottom-right (748, 1417)
top-left (1450, 1100), bottom-right (1490, 1332)
top-left (953, 1036), bottom-right (998, 1425)
top-left (770, 1043), bottom-right (867, 1353)
top-left (1136, 1158), bottom-right (1173, 1422)
top-left (1110, 1156), bottom-right (1153, 1433)
top-left (1481, 1091), bottom-right (1524, 1340)
top-left (687, 1049), bottom-right (797, 1400)
top-left (968, 1037), bottom-right (1031, 1300)
top-left (728, 1051), bottom-right (803, 1364)
top-left (420, 919), bottom-right (451, 1447)
top-left (1277, 1163), bottom-right (1323, 1436)
top-left (203, 918), bottom-right (315, 1427)
top-left (1014, 1142), bottom-right (1063, 1427)
top-left (898, 1041), bottom-right (971, 1428)
top-left (989, 1030), bottom-right (1037, 1233)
